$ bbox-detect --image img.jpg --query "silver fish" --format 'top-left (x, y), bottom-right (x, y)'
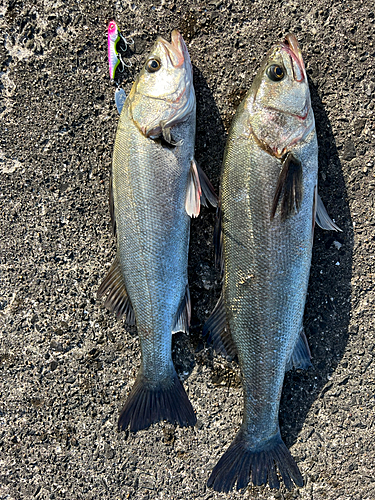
top-left (98, 30), bottom-right (216, 432)
top-left (204, 34), bottom-right (339, 492)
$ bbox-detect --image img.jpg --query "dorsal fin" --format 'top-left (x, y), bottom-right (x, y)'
top-left (97, 255), bottom-right (135, 325)
top-left (271, 153), bottom-right (303, 221)
top-left (109, 169), bottom-right (116, 236)
top-left (202, 292), bottom-right (237, 359)
top-left (213, 202), bottom-right (223, 273)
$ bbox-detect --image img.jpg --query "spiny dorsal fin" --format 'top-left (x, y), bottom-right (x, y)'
top-left (172, 285), bottom-right (191, 334)
top-left (97, 255), bottom-right (135, 325)
top-left (185, 159), bottom-right (202, 218)
top-left (271, 153), bottom-right (303, 221)
top-left (109, 169), bottom-right (116, 236)
top-left (202, 292), bottom-right (237, 359)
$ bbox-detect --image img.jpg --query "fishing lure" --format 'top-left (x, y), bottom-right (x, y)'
top-left (115, 87), bottom-right (126, 115)
top-left (107, 21), bottom-right (133, 81)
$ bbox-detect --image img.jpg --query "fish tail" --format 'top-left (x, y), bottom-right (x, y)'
top-left (118, 370), bottom-right (196, 432)
top-left (207, 429), bottom-right (303, 492)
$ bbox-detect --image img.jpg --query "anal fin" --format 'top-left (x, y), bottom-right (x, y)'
top-left (271, 153), bottom-right (303, 221)
top-left (202, 292), bottom-right (237, 359)
top-left (97, 255), bottom-right (135, 325)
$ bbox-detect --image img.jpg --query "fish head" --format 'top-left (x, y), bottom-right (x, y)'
top-left (129, 30), bottom-right (195, 138)
top-left (248, 34), bottom-right (315, 156)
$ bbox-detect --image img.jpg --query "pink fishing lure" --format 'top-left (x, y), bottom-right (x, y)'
top-left (107, 21), bottom-right (132, 81)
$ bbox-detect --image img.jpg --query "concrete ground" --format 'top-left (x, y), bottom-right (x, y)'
top-left (1, 0), bottom-right (374, 498)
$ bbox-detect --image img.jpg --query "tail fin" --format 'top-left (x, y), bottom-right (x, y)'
top-left (118, 370), bottom-right (196, 432)
top-left (207, 430), bottom-right (303, 492)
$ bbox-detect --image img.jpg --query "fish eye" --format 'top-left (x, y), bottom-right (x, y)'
top-left (267, 64), bottom-right (285, 82)
top-left (146, 58), bottom-right (161, 73)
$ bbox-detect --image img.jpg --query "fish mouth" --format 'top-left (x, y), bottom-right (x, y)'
top-left (282, 34), bottom-right (306, 83)
top-left (158, 30), bottom-right (190, 68)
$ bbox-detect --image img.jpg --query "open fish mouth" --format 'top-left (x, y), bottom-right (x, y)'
top-left (282, 34), bottom-right (306, 82)
top-left (158, 30), bottom-right (190, 68)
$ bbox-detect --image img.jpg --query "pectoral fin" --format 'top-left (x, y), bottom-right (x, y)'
top-left (196, 162), bottom-right (218, 208)
top-left (161, 126), bottom-right (183, 147)
top-left (185, 160), bottom-right (202, 217)
top-left (271, 153), bottom-right (303, 221)
top-left (315, 191), bottom-right (342, 231)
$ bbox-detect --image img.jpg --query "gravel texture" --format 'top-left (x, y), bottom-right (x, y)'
top-left (1, 0), bottom-right (374, 499)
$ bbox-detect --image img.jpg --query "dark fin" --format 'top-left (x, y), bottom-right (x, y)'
top-left (172, 285), bottom-right (191, 334)
top-left (97, 255), bottom-right (135, 325)
top-left (118, 370), bottom-right (196, 432)
top-left (207, 429), bottom-right (303, 493)
top-left (271, 153), bottom-right (303, 221)
top-left (213, 202), bottom-right (223, 272)
top-left (185, 159), bottom-right (202, 218)
top-left (196, 162), bottom-right (218, 208)
top-left (109, 169), bottom-right (116, 236)
top-left (316, 193), bottom-right (342, 232)
top-left (202, 293), bottom-right (237, 359)
top-left (286, 328), bottom-right (312, 371)
top-left (115, 87), bottom-right (126, 115)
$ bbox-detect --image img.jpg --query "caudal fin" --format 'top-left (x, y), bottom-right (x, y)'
top-left (118, 370), bottom-right (196, 432)
top-left (207, 430), bottom-right (303, 493)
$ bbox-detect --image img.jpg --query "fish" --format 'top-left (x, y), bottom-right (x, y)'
top-left (107, 20), bottom-right (133, 81)
top-left (204, 34), bottom-right (339, 492)
top-left (98, 30), bottom-right (217, 432)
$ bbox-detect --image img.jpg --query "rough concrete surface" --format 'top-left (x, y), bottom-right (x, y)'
top-left (1, 0), bottom-right (374, 499)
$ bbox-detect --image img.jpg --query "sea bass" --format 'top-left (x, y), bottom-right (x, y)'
top-left (204, 34), bottom-right (339, 492)
top-left (98, 31), bottom-right (216, 432)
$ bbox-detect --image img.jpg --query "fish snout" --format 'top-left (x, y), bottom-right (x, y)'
top-left (284, 34), bottom-right (307, 83)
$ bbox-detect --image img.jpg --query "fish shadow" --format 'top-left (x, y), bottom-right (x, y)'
top-left (173, 65), bottom-right (227, 376)
top-left (280, 80), bottom-right (353, 451)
